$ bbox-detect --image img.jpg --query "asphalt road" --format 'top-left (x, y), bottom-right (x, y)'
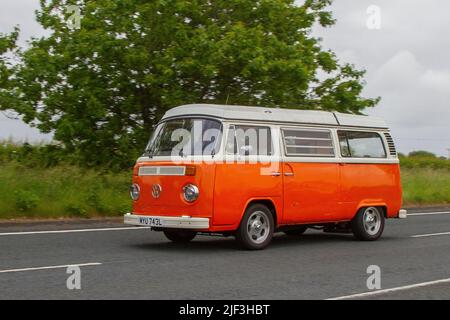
top-left (0, 207), bottom-right (449, 300)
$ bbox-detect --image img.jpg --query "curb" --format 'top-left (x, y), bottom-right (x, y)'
top-left (0, 216), bottom-right (123, 227)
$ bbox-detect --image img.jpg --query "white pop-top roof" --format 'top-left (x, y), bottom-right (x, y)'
top-left (162, 104), bottom-right (388, 129)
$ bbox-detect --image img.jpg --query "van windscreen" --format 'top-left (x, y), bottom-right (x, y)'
top-left (145, 118), bottom-right (222, 157)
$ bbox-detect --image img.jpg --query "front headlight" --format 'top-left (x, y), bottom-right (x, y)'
top-left (130, 184), bottom-right (140, 201)
top-left (182, 184), bottom-right (199, 203)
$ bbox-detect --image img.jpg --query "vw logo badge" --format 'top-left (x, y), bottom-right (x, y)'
top-left (152, 184), bottom-right (162, 199)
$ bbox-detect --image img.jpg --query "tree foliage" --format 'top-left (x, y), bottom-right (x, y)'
top-left (0, 27), bottom-right (21, 118)
top-left (408, 150), bottom-right (437, 158)
top-left (0, 0), bottom-right (379, 168)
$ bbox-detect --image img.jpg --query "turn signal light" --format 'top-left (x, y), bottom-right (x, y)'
top-left (185, 166), bottom-right (196, 176)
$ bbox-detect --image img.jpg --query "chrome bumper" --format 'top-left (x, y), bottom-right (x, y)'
top-left (124, 213), bottom-right (210, 229)
top-left (398, 209), bottom-right (408, 219)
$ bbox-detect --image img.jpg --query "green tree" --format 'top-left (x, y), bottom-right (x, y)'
top-left (0, 28), bottom-right (21, 119)
top-left (0, 0), bottom-right (379, 168)
top-left (408, 150), bottom-right (437, 158)
top-left (0, 29), bottom-right (17, 83)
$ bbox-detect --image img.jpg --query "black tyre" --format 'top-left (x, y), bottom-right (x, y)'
top-left (236, 204), bottom-right (274, 250)
top-left (163, 229), bottom-right (197, 243)
top-left (284, 226), bottom-right (308, 236)
top-left (351, 207), bottom-right (385, 241)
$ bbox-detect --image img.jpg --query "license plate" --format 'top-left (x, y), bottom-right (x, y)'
top-left (139, 217), bottom-right (163, 227)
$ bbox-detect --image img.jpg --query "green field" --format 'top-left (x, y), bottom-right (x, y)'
top-left (401, 168), bottom-right (450, 206)
top-left (0, 162), bottom-right (132, 220)
top-left (0, 158), bottom-right (448, 220)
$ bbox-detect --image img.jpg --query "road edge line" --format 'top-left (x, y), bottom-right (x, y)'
top-left (327, 278), bottom-right (450, 300)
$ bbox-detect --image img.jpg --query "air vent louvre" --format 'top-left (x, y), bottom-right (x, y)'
top-left (384, 133), bottom-right (397, 156)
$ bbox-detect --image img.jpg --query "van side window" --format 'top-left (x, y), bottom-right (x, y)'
top-left (338, 131), bottom-right (387, 158)
top-left (226, 125), bottom-right (273, 156)
top-left (282, 129), bottom-right (335, 157)
top-left (337, 131), bottom-right (351, 157)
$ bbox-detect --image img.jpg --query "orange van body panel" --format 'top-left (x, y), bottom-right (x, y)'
top-left (213, 162), bottom-right (283, 229)
top-left (339, 163), bottom-right (402, 219)
top-left (132, 160), bottom-right (403, 232)
top-left (282, 162), bottom-right (341, 223)
top-left (132, 161), bottom-right (216, 219)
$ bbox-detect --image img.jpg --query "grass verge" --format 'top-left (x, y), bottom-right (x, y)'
top-left (0, 162), bottom-right (448, 219)
top-left (401, 168), bottom-right (450, 206)
top-left (0, 162), bottom-right (131, 219)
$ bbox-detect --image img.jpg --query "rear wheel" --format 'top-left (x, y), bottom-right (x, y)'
top-left (236, 204), bottom-right (274, 250)
top-left (284, 226), bottom-right (308, 236)
top-left (163, 229), bottom-right (197, 243)
top-left (351, 207), bottom-right (385, 241)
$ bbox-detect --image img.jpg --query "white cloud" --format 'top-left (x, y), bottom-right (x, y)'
top-left (370, 50), bottom-right (422, 91)
top-left (420, 70), bottom-right (450, 93)
top-left (314, 0), bottom-right (450, 156)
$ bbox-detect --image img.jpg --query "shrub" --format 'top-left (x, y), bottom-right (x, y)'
top-left (400, 154), bottom-right (450, 170)
top-left (408, 150), bottom-right (437, 158)
top-left (65, 203), bottom-right (89, 218)
top-left (86, 188), bottom-right (108, 214)
top-left (14, 190), bottom-right (40, 212)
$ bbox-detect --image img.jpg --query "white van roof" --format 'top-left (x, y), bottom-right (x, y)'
top-left (162, 104), bottom-right (388, 129)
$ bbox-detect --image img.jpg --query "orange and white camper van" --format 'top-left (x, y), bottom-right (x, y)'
top-left (124, 104), bottom-right (406, 250)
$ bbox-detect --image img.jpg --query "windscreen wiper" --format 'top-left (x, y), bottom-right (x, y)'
top-left (144, 148), bottom-right (154, 158)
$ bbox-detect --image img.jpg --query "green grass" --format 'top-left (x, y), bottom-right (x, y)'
top-left (0, 159), bottom-right (449, 220)
top-left (401, 168), bottom-right (450, 206)
top-left (0, 162), bottom-right (132, 220)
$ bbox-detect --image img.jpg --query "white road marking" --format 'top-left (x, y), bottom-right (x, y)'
top-left (408, 211), bottom-right (450, 216)
top-left (0, 226), bottom-right (150, 236)
top-left (0, 210), bottom-right (447, 237)
top-left (328, 278), bottom-right (450, 300)
top-left (0, 262), bottom-right (102, 274)
top-left (411, 231), bottom-right (450, 238)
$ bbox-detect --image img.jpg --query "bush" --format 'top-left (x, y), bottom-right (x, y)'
top-left (14, 190), bottom-right (40, 212)
top-left (65, 203), bottom-right (89, 218)
top-left (399, 154), bottom-right (450, 170)
top-left (86, 188), bottom-right (108, 214)
top-left (408, 150), bottom-right (437, 158)
top-left (0, 141), bottom-right (136, 171)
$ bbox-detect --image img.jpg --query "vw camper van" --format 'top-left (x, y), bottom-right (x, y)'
top-left (124, 104), bottom-right (406, 250)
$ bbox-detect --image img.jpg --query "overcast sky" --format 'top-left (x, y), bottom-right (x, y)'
top-left (1, 0), bottom-right (449, 156)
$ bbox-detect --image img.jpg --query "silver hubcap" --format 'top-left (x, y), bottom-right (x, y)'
top-left (363, 207), bottom-right (382, 236)
top-left (247, 211), bottom-right (270, 244)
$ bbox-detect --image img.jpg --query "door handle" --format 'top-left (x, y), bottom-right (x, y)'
top-left (270, 172), bottom-right (281, 177)
top-left (284, 172), bottom-right (294, 176)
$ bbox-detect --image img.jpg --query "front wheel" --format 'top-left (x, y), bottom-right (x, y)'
top-left (351, 207), bottom-right (385, 241)
top-left (236, 204), bottom-right (274, 250)
top-left (163, 229), bottom-right (197, 243)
